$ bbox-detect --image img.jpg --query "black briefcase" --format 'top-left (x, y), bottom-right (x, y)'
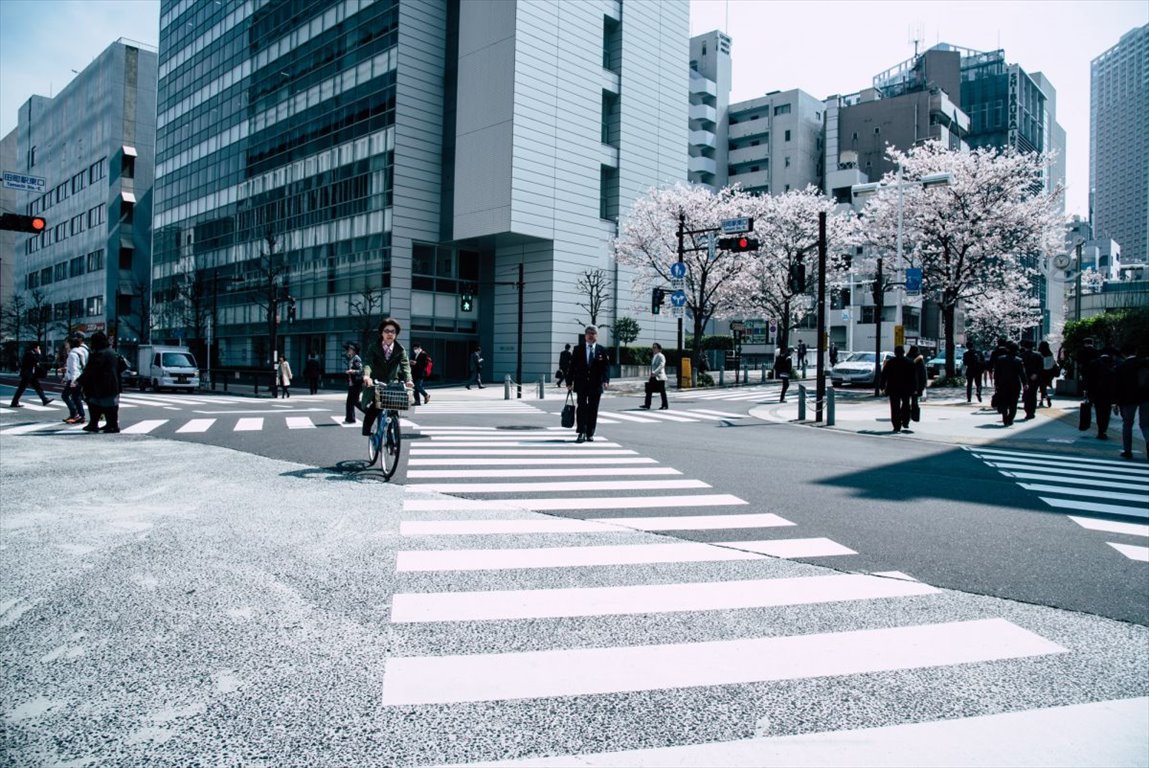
top-left (1078, 401), bottom-right (1091, 431)
top-left (561, 392), bottom-right (575, 429)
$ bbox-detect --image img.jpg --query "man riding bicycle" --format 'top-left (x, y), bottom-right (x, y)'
top-left (360, 317), bottom-right (414, 437)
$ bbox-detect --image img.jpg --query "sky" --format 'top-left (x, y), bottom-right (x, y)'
top-left (2, 0), bottom-right (1146, 219)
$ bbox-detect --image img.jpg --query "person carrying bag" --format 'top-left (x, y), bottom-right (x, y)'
top-left (639, 342), bottom-right (669, 410)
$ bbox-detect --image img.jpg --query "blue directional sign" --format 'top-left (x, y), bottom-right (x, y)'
top-left (669, 262), bottom-right (686, 279)
top-left (905, 268), bottom-right (922, 293)
top-left (670, 290), bottom-right (687, 307)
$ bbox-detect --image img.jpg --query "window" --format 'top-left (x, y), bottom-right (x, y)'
top-left (70, 299), bottom-right (84, 318)
top-left (40, 267), bottom-right (53, 285)
top-left (122, 154), bottom-right (136, 179)
top-left (121, 201), bottom-right (134, 224)
top-left (119, 247), bottom-right (134, 269)
top-left (26, 272), bottom-right (39, 289)
top-left (72, 172), bottom-right (85, 193)
top-left (70, 256), bottom-right (85, 277)
top-left (88, 206), bottom-right (103, 227)
top-left (87, 249), bottom-right (104, 271)
top-left (785, 129), bottom-right (791, 141)
top-left (55, 262), bottom-right (68, 282)
top-left (774, 104), bottom-right (791, 115)
top-left (87, 296), bottom-right (103, 316)
top-left (785, 157), bottom-right (791, 167)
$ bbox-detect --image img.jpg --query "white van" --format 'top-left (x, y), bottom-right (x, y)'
top-left (136, 345), bottom-right (200, 392)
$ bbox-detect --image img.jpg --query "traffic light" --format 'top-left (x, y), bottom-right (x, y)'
top-left (287, 296), bottom-right (296, 321)
top-left (788, 263), bottom-right (806, 293)
top-left (460, 292), bottom-right (474, 312)
top-left (651, 287), bottom-right (665, 314)
top-left (0, 213), bottom-right (47, 233)
top-left (717, 236), bottom-right (759, 252)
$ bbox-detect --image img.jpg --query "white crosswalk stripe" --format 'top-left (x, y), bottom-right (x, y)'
top-left (120, 419), bottom-right (167, 434)
top-left (176, 418), bottom-right (216, 433)
top-left (966, 446), bottom-right (1149, 560)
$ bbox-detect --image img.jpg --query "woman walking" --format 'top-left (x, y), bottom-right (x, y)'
top-left (1038, 340), bottom-right (1056, 407)
top-left (639, 343), bottom-right (669, 410)
top-left (276, 355), bottom-right (293, 398)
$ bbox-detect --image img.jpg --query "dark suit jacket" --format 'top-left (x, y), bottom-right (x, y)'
top-left (567, 342), bottom-right (610, 394)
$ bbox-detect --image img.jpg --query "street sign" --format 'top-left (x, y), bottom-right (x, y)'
top-left (2, 171), bottom-right (46, 193)
top-left (894, 324), bottom-right (905, 346)
top-left (729, 321), bottom-right (745, 331)
top-left (670, 306), bottom-right (685, 319)
top-left (720, 216), bottom-right (753, 234)
top-left (905, 267), bottom-right (922, 293)
top-left (669, 262), bottom-right (686, 279)
top-left (670, 290), bottom-right (687, 308)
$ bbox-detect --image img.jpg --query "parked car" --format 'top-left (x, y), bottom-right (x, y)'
top-left (830, 351), bottom-right (892, 387)
top-left (927, 347), bottom-right (965, 378)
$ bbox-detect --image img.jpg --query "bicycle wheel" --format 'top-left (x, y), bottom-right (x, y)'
top-left (367, 412), bottom-right (384, 466)
top-left (380, 410), bottom-right (402, 479)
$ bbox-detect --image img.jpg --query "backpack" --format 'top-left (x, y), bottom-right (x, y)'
top-left (423, 354), bottom-right (433, 377)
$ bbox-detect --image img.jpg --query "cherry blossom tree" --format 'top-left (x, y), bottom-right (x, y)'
top-left (613, 182), bottom-right (753, 384)
top-left (724, 187), bottom-right (858, 352)
top-left (962, 276), bottom-right (1043, 345)
top-left (857, 142), bottom-right (1064, 377)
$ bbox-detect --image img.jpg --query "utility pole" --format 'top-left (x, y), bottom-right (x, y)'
top-left (676, 214), bottom-right (685, 387)
top-left (516, 262), bottom-right (524, 399)
top-left (873, 256), bottom-right (884, 397)
top-left (816, 211), bottom-right (827, 422)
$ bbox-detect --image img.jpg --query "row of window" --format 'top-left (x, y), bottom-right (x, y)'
top-left (25, 250), bottom-right (105, 289)
top-left (25, 296), bottom-right (103, 323)
top-left (29, 158), bottom-right (106, 214)
top-left (25, 206), bottom-right (109, 255)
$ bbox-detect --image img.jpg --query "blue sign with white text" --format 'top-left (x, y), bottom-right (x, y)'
top-left (670, 290), bottom-right (687, 307)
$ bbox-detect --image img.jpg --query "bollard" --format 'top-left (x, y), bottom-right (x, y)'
top-left (742, 365), bottom-right (748, 385)
top-left (504, 374), bottom-right (512, 400)
top-left (537, 378), bottom-right (544, 399)
top-left (798, 384), bottom-right (806, 421)
top-left (827, 386), bottom-right (835, 426)
top-left (761, 365), bottom-right (767, 384)
top-left (718, 367), bottom-right (725, 387)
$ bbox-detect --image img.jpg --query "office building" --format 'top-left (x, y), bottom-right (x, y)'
top-left (1090, 24), bottom-right (1148, 265)
top-left (8, 39), bottom-right (157, 359)
top-left (727, 89), bottom-right (824, 196)
top-left (688, 30), bottom-right (730, 189)
top-left (153, 0), bottom-right (688, 382)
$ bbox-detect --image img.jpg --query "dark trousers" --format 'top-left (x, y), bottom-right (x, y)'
top-left (307, 377), bottom-right (319, 395)
top-left (278, 384), bottom-right (290, 398)
top-left (84, 404), bottom-right (120, 432)
top-left (1094, 398), bottom-right (1112, 436)
top-left (997, 387), bottom-right (1019, 425)
top-left (643, 379), bottom-right (668, 409)
top-left (778, 374), bottom-right (790, 401)
top-left (576, 388), bottom-right (603, 436)
top-left (413, 377), bottom-right (429, 404)
top-left (1022, 382), bottom-right (1038, 417)
top-left (888, 394), bottom-right (910, 430)
top-left (62, 383), bottom-right (85, 419)
top-left (966, 372), bottom-right (981, 401)
top-left (346, 383), bottom-right (362, 422)
top-left (10, 374), bottom-right (47, 406)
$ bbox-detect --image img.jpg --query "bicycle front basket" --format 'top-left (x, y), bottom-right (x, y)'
top-left (374, 382), bottom-right (412, 410)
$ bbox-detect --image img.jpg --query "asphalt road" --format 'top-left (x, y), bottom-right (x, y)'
top-left (2, 382), bottom-right (1147, 766)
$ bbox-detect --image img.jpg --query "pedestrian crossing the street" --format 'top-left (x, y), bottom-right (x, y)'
top-left (965, 446), bottom-right (1149, 562)
top-left (375, 426), bottom-right (1111, 763)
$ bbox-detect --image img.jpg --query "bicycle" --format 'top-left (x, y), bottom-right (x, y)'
top-left (367, 382), bottom-right (409, 479)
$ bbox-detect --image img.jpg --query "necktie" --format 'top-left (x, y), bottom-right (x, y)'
top-left (587, 345), bottom-right (593, 365)
top-left (384, 346), bottom-right (392, 361)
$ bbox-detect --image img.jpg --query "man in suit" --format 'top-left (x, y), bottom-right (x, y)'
top-left (566, 325), bottom-right (610, 443)
top-left (9, 342), bottom-right (54, 408)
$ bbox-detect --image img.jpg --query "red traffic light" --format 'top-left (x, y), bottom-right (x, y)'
top-left (0, 213), bottom-right (47, 233)
top-left (738, 237), bottom-right (749, 249)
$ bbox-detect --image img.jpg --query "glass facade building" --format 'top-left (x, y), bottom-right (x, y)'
top-left (153, 0), bottom-right (687, 381)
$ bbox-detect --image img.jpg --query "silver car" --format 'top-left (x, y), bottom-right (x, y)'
top-left (830, 351), bottom-right (892, 387)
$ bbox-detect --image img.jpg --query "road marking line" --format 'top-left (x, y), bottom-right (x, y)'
top-left (599, 412), bottom-right (659, 423)
top-left (234, 418), bottom-right (263, 431)
top-left (409, 448), bottom-right (637, 456)
top-left (454, 697), bottom-right (1148, 767)
top-left (412, 441), bottom-right (623, 449)
top-left (331, 417), bottom-right (358, 427)
top-left (398, 513), bottom-right (787, 536)
top-left (286, 416), bottom-right (316, 429)
top-left (120, 420), bottom-right (167, 434)
top-left (634, 411), bottom-right (700, 422)
top-left (1066, 516), bottom-right (1149, 537)
top-left (725, 537), bottom-right (856, 558)
top-left (406, 467), bottom-right (682, 478)
top-left (403, 479), bottom-right (709, 493)
top-left (871, 570), bottom-right (919, 581)
top-left (402, 494), bottom-right (747, 512)
top-left (426, 433), bottom-right (590, 441)
top-left (396, 541), bottom-right (764, 572)
top-left (987, 459), bottom-right (1147, 478)
top-left (969, 446), bottom-right (1149, 470)
top-left (407, 457), bottom-right (658, 466)
top-left (1039, 496), bottom-right (1148, 519)
top-left (390, 573), bottom-right (940, 623)
top-left (689, 409), bottom-right (747, 418)
top-left (0, 422), bottom-right (59, 435)
top-left (1000, 471), bottom-right (1147, 491)
top-left (379, 618), bottom-right (1066, 705)
top-left (1107, 542), bottom-right (1149, 562)
top-left (1018, 483), bottom-right (1147, 503)
top-left (176, 419), bottom-right (215, 433)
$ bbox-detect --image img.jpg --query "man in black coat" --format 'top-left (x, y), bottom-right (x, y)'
top-left (9, 342), bottom-right (53, 408)
top-left (963, 345), bottom-right (983, 403)
top-left (993, 341), bottom-right (1027, 426)
top-left (1086, 347), bottom-right (1119, 440)
top-left (566, 325), bottom-right (610, 443)
top-left (1020, 339), bottom-right (1044, 419)
top-left (880, 345), bottom-right (915, 433)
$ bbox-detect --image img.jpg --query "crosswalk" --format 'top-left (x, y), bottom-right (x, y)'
top-left (671, 383), bottom-right (780, 402)
top-left (965, 446), bottom-right (1149, 562)
top-left (380, 426), bottom-right (1122, 763)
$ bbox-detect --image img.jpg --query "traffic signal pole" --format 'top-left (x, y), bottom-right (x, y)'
top-left (816, 211), bottom-right (827, 422)
top-left (676, 214), bottom-right (685, 387)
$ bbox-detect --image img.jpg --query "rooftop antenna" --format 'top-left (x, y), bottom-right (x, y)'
top-left (725, 0), bottom-right (729, 33)
top-left (909, 23), bottom-right (924, 56)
